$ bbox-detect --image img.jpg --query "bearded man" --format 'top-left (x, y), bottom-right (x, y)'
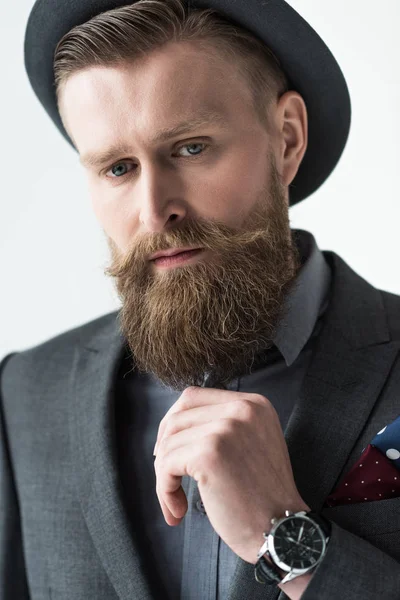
top-left (1, 1), bottom-right (400, 599)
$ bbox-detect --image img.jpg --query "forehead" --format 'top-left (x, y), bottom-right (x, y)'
top-left (60, 42), bottom-right (255, 157)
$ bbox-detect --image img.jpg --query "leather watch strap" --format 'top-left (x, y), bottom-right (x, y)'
top-left (255, 554), bottom-right (282, 585)
top-left (307, 511), bottom-right (332, 537)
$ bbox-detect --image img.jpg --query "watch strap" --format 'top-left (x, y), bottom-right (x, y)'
top-left (306, 511), bottom-right (332, 538)
top-left (255, 553), bottom-right (282, 585)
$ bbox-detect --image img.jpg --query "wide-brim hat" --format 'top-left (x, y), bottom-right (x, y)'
top-left (24, 0), bottom-right (351, 206)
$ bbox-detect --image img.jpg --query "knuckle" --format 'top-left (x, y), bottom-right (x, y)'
top-left (232, 398), bottom-right (254, 421)
top-left (164, 413), bottom-right (178, 436)
top-left (256, 394), bottom-right (272, 410)
top-left (255, 393), bottom-right (269, 404)
top-left (219, 418), bottom-right (235, 436)
top-left (158, 436), bottom-right (166, 451)
top-left (183, 385), bottom-right (198, 397)
top-left (156, 436), bottom-right (169, 460)
top-left (180, 387), bottom-right (197, 408)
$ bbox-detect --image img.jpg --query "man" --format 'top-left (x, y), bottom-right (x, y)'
top-left (1, 0), bottom-right (399, 599)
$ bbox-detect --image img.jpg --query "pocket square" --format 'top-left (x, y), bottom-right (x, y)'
top-left (325, 415), bottom-right (400, 507)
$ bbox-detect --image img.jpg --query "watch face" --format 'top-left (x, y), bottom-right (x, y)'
top-left (269, 516), bottom-right (326, 572)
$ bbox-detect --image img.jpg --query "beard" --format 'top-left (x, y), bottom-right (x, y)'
top-left (104, 152), bottom-right (300, 392)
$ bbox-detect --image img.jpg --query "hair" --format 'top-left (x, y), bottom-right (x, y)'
top-left (53, 0), bottom-right (290, 132)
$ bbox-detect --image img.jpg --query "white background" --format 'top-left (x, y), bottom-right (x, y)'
top-left (1, 0), bottom-right (399, 361)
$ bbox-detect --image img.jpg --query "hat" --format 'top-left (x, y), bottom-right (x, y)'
top-left (24, 0), bottom-right (351, 206)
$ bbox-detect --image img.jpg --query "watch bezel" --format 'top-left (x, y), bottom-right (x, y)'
top-left (267, 513), bottom-right (327, 575)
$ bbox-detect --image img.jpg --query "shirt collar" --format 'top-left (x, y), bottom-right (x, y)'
top-left (272, 229), bottom-right (331, 367)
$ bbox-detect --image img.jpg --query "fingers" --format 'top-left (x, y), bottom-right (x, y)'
top-left (154, 422), bottom-right (215, 523)
top-left (155, 403), bottom-right (230, 454)
top-left (155, 469), bottom-right (188, 525)
top-left (155, 387), bottom-right (267, 450)
top-left (157, 490), bottom-right (184, 526)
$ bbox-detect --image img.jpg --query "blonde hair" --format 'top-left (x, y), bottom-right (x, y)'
top-left (53, 0), bottom-right (290, 131)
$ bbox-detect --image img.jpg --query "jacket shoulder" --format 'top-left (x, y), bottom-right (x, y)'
top-left (324, 250), bottom-right (400, 345)
top-left (1, 309), bottom-right (120, 381)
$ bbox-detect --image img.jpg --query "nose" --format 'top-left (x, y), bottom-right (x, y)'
top-left (138, 165), bottom-right (187, 233)
top-left (140, 204), bottom-right (185, 232)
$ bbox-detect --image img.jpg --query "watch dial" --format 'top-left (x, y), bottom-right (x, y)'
top-left (273, 517), bottom-right (324, 570)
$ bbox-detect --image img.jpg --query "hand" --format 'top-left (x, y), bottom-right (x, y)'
top-left (153, 386), bottom-right (310, 564)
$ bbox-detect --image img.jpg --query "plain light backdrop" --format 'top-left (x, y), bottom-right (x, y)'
top-left (1, 0), bottom-right (399, 361)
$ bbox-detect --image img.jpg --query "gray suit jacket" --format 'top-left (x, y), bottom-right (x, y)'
top-left (1, 250), bottom-right (400, 600)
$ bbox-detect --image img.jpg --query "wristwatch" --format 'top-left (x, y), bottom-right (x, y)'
top-left (254, 510), bottom-right (331, 585)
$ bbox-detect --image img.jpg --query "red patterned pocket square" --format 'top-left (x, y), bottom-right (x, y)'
top-left (325, 416), bottom-right (400, 507)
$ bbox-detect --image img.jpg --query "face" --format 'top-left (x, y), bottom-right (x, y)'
top-left (60, 41), bottom-right (306, 391)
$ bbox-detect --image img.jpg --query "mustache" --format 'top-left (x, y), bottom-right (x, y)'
top-left (105, 209), bottom-right (279, 281)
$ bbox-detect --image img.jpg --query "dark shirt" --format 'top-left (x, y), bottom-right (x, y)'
top-left (115, 229), bottom-right (332, 600)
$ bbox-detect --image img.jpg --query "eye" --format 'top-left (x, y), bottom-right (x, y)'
top-left (106, 162), bottom-right (135, 179)
top-left (104, 142), bottom-right (209, 179)
top-left (176, 142), bottom-right (207, 157)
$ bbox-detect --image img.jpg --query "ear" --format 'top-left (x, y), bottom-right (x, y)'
top-left (276, 91), bottom-right (308, 187)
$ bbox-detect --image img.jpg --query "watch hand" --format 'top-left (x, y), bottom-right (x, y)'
top-left (286, 538), bottom-right (320, 554)
top-left (297, 524), bottom-right (304, 543)
top-left (296, 542), bottom-right (321, 554)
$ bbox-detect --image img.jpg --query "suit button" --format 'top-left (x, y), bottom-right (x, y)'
top-left (196, 499), bottom-right (206, 514)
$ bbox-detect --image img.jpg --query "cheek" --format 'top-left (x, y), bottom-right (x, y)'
top-left (88, 184), bottom-right (122, 237)
top-left (89, 189), bottom-right (108, 228)
top-left (203, 147), bottom-right (267, 227)
top-left (88, 184), bottom-right (139, 254)
top-left (203, 166), bottom-right (261, 227)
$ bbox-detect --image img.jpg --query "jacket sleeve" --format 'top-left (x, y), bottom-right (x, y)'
top-left (0, 353), bottom-right (31, 599)
top-left (299, 520), bottom-right (400, 599)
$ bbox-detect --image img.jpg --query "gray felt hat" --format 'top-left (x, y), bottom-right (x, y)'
top-left (24, 0), bottom-right (352, 206)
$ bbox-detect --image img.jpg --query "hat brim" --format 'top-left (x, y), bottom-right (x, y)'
top-left (24, 0), bottom-right (351, 206)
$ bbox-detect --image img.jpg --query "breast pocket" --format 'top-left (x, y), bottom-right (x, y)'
top-left (322, 497), bottom-right (400, 562)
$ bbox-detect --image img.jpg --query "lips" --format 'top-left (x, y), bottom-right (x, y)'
top-left (150, 247), bottom-right (202, 261)
top-left (152, 248), bottom-right (204, 267)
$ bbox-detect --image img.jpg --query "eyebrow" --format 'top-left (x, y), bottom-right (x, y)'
top-left (79, 110), bottom-right (228, 169)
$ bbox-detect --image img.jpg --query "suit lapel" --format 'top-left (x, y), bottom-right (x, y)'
top-left (226, 252), bottom-right (398, 600)
top-left (68, 314), bottom-right (155, 600)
